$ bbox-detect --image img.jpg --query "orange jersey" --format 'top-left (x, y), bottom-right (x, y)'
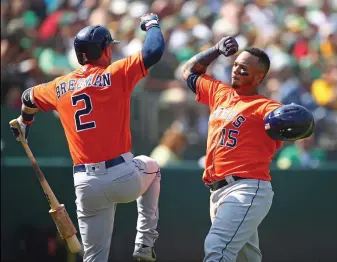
top-left (196, 74), bottom-right (283, 182)
top-left (32, 51), bottom-right (147, 165)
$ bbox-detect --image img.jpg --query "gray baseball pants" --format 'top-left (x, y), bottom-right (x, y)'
top-left (204, 178), bottom-right (274, 262)
top-left (73, 152), bottom-right (161, 262)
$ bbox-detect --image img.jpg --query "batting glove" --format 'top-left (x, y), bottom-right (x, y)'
top-left (215, 36), bottom-right (239, 57)
top-left (140, 13), bottom-right (160, 31)
top-left (10, 116), bottom-right (32, 143)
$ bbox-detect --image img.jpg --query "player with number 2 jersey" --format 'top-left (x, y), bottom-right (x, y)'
top-left (32, 51), bottom-right (146, 165)
top-left (10, 13), bottom-right (165, 262)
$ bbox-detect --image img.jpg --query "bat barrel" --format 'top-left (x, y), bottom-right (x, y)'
top-left (49, 205), bottom-right (82, 253)
top-left (66, 235), bottom-right (82, 253)
top-left (10, 119), bottom-right (81, 253)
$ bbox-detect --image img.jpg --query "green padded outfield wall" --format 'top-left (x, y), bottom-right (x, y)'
top-left (1, 165), bottom-right (336, 261)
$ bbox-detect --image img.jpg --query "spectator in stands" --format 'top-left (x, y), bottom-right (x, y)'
top-left (150, 121), bottom-right (188, 167)
top-left (1, 0), bottom-right (337, 162)
top-left (276, 136), bottom-right (326, 169)
top-left (311, 62), bottom-right (337, 110)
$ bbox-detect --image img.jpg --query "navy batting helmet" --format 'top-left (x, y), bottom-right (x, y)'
top-left (264, 103), bottom-right (315, 141)
top-left (74, 25), bottom-right (120, 65)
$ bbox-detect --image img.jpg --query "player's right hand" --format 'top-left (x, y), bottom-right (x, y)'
top-left (10, 116), bottom-right (31, 143)
top-left (140, 13), bottom-right (159, 31)
top-left (215, 36), bottom-right (238, 57)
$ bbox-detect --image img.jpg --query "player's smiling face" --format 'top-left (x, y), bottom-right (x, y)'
top-left (231, 51), bottom-right (265, 95)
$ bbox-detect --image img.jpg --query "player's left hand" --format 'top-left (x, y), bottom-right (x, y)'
top-left (9, 116), bottom-right (32, 143)
top-left (216, 36), bottom-right (239, 57)
top-left (140, 13), bottom-right (159, 31)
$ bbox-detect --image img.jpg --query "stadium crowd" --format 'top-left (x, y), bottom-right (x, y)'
top-left (1, 0), bottom-right (337, 167)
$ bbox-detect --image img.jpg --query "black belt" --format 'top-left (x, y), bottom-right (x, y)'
top-left (73, 155), bottom-right (125, 173)
top-left (206, 176), bottom-right (245, 191)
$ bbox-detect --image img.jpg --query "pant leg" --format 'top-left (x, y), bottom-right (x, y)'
top-left (133, 155), bottom-right (161, 247)
top-left (74, 172), bottom-right (117, 262)
top-left (204, 180), bottom-right (273, 262)
top-left (77, 204), bottom-right (117, 262)
top-left (209, 190), bottom-right (262, 262)
top-left (237, 231), bottom-right (262, 262)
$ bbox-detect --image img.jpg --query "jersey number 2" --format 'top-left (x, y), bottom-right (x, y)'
top-left (71, 94), bottom-right (96, 132)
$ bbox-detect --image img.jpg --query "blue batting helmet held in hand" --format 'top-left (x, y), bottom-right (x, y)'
top-left (264, 103), bottom-right (315, 141)
top-left (74, 25), bottom-right (120, 65)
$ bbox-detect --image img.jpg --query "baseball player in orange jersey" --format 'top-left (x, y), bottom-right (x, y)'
top-left (10, 13), bottom-right (165, 262)
top-left (182, 36), bottom-right (314, 261)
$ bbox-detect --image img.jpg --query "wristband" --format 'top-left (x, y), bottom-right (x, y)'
top-left (21, 111), bottom-right (34, 124)
top-left (145, 20), bottom-right (159, 30)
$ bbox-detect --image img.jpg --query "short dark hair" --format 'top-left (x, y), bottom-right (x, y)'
top-left (244, 47), bottom-right (270, 75)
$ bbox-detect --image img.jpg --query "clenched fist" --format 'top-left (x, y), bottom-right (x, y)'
top-left (140, 13), bottom-right (160, 31)
top-left (215, 36), bottom-right (238, 57)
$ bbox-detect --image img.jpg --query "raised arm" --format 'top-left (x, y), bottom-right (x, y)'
top-left (140, 13), bottom-right (165, 70)
top-left (182, 36), bottom-right (239, 81)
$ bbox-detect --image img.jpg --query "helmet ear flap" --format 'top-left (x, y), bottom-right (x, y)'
top-left (75, 42), bottom-right (102, 64)
top-left (75, 51), bottom-right (85, 65)
top-left (90, 42), bottom-right (104, 60)
top-left (75, 43), bottom-right (89, 65)
top-left (81, 52), bottom-right (88, 64)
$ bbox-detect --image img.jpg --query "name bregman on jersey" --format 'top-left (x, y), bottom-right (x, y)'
top-left (56, 73), bottom-right (111, 99)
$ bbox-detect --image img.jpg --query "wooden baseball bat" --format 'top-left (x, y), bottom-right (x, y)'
top-left (9, 119), bottom-right (82, 253)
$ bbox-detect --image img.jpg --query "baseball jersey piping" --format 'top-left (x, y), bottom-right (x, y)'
top-left (219, 180), bottom-right (261, 261)
top-left (134, 161), bottom-right (160, 175)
